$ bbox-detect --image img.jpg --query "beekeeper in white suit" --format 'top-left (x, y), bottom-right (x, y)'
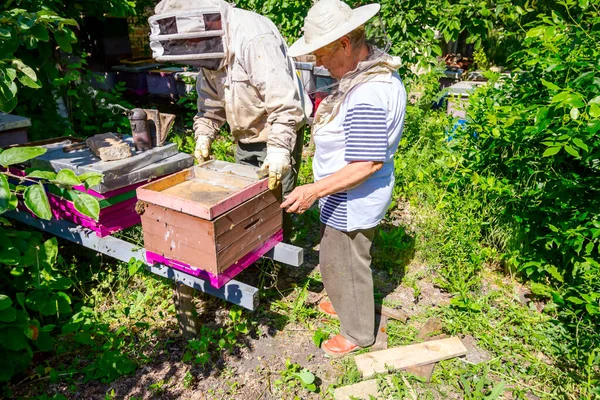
top-left (149, 0), bottom-right (310, 238)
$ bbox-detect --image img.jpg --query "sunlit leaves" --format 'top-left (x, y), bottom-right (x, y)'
top-left (23, 184), bottom-right (51, 220)
top-left (0, 147), bottom-right (46, 167)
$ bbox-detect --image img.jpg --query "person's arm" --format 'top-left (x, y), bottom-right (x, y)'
top-left (281, 161), bottom-right (383, 213)
top-left (243, 34), bottom-right (305, 152)
top-left (192, 70), bottom-right (226, 142)
top-left (282, 98), bottom-right (390, 214)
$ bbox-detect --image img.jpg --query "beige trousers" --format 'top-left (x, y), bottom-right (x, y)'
top-left (319, 223), bottom-right (376, 347)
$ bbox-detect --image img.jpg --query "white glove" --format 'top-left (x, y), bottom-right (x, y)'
top-left (194, 136), bottom-right (212, 163)
top-left (259, 147), bottom-right (291, 190)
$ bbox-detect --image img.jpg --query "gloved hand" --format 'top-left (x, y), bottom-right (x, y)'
top-left (194, 135), bottom-right (212, 163)
top-left (259, 146), bottom-right (291, 190)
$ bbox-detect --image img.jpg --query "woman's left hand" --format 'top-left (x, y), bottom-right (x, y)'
top-left (280, 184), bottom-right (318, 214)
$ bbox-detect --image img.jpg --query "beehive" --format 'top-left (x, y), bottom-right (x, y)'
top-left (136, 160), bottom-right (283, 284)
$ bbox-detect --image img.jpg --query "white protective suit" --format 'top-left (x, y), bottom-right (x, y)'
top-left (154, 0), bottom-right (311, 154)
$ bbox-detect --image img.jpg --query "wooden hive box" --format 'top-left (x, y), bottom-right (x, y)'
top-left (136, 160), bottom-right (282, 286)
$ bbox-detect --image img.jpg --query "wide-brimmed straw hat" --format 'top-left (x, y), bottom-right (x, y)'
top-left (288, 0), bottom-right (380, 57)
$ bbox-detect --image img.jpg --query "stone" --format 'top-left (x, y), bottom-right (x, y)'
top-left (86, 133), bottom-right (132, 161)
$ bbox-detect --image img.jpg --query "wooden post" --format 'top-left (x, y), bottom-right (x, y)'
top-left (173, 283), bottom-right (201, 339)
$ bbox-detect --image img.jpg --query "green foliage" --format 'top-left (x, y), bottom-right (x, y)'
top-left (182, 308), bottom-right (249, 367)
top-left (453, 0), bottom-right (600, 373)
top-left (274, 358), bottom-right (317, 393)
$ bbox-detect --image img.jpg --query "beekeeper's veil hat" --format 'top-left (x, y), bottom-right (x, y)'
top-left (149, 0), bottom-right (232, 70)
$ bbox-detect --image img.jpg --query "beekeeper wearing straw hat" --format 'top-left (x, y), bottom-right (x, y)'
top-left (281, 0), bottom-right (407, 357)
top-left (149, 0), bottom-right (311, 239)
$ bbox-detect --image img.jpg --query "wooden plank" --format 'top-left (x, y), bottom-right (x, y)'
top-left (377, 305), bottom-right (409, 323)
top-left (143, 231), bottom-right (218, 271)
top-left (140, 215), bottom-right (215, 251)
top-left (136, 168), bottom-right (191, 193)
top-left (217, 219), bottom-right (281, 270)
top-left (334, 379), bottom-right (381, 400)
top-left (214, 189), bottom-right (278, 234)
top-left (5, 209), bottom-right (260, 311)
top-left (142, 202), bottom-right (214, 234)
top-left (354, 337), bottom-right (468, 378)
top-left (404, 318), bottom-right (445, 381)
top-left (215, 202), bottom-right (281, 251)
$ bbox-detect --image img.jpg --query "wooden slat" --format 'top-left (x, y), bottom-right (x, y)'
top-left (140, 215), bottom-right (216, 251)
top-left (141, 203), bottom-right (214, 236)
top-left (214, 189), bottom-right (279, 234)
top-left (136, 168), bottom-right (190, 195)
top-left (143, 231), bottom-right (218, 271)
top-left (354, 337), bottom-right (468, 378)
top-left (216, 202), bottom-right (281, 251)
top-left (217, 215), bottom-right (282, 270)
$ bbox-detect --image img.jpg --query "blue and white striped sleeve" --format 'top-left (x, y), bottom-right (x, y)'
top-left (343, 103), bottom-right (388, 162)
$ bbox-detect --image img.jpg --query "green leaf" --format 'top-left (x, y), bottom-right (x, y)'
top-left (78, 172), bottom-right (103, 187)
top-left (589, 103), bottom-right (600, 118)
top-left (73, 193), bottom-right (100, 220)
top-left (564, 145), bottom-right (580, 158)
top-left (0, 327), bottom-right (29, 351)
top-left (0, 146), bottom-right (46, 167)
top-left (543, 146), bottom-right (561, 157)
top-left (541, 79), bottom-right (560, 91)
top-left (11, 59), bottom-right (40, 89)
top-left (590, 95), bottom-right (600, 105)
top-left (585, 241), bottom-right (595, 254)
top-left (27, 170), bottom-right (56, 181)
top-left (546, 265), bottom-right (564, 283)
top-left (0, 247), bottom-right (20, 265)
top-left (292, 369), bottom-right (315, 385)
top-left (579, 0), bottom-right (589, 8)
top-left (566, 296), bottom-right (585, 305)
top-left (30, 24), bottom-right (49, 41)
top-left (0, 174), bottom-right (10, 213)
top-left (0, 28), bottom-right (11, 39)
top-left (54, 169), bottom-right (80, 186)
top-left (24, 184), bottom-right (52, 220)
top-left (16, 73), bottom-right (41, 89)
top-left (53, 30), bottom-right (72, 53)
top-left (526, 26), bottom-right (546, 38)
top-left (572, 138), bottom-right (589, 152)
top-left (0, 295), bottom-right (12, 311)
top-left (0, 306), bottom-right (17, 323)
top-left (43, 237), bottom-right (58, 267)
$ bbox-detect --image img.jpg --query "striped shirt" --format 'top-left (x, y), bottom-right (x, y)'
top-left (313, 74), bottom-right (406, 232)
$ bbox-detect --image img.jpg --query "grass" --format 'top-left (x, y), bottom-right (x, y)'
top-left (6, 101), bottom-right (597, 399)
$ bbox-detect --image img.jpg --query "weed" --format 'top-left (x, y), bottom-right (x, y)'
top-left (274, 358), bottom-right (318, 394)
top-left (183, 371), bottom-right (194, 389)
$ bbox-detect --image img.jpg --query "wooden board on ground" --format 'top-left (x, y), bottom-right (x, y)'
top-left (371, 314), bottom-right (388, 352)
top-left (377, 304), bottom-right (408, 322)
top-left (334, 379), bottom-right (381, 400)
top-left (354, 336), bottom-right (468, 378)
top-left (405, 318), bottom-right (445, 381)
